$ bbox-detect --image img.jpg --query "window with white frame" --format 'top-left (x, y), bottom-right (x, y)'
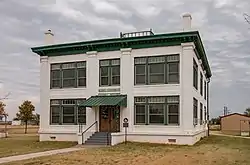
top-left (134, 96), bottom-right (179, 125)
top-left (50, 99), bottom-right (86, 125)
top-left (134, 55), bottom-right (179, 85)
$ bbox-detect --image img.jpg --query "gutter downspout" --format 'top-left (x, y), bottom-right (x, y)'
top-left (207, 78), bottom-right (210, 136)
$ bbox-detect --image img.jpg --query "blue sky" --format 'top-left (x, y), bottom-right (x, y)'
top-left (0, 0), bottom-right (250, 119)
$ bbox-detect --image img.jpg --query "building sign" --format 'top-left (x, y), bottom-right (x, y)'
top-left (98, 88), bottom-right (120, 96)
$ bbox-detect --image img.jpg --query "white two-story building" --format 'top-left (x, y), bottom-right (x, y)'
top-left (31, 14), bottom-right (212, 146)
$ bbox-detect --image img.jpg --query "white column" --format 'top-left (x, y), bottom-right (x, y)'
top-left (181, 43), bottom-right (195, 133)
top-left (40, 56), bottom-right (50, 133)
top-left (86, 51), bottom-right (99, 129)
top-left (120, 48), bottom-right (133, 132)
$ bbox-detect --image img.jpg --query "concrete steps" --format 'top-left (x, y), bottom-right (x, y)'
top-left (84, 132), bottom-right (111, 145)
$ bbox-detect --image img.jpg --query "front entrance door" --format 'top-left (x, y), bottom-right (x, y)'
top-left (99, 106), bottom-right (120, 132)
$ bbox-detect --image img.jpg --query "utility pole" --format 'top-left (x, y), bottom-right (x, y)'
top-left (223, 106), bottom-right (231, 116)
top-left (243, 13), bottom-right (250, 25)
top-left (223, 106), bottom-right (227, 116)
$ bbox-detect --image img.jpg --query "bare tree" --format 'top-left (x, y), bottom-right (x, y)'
top-left (0, 92), bottom-right (10, 138)
top-left (0, 92), bottom-right (11, 101)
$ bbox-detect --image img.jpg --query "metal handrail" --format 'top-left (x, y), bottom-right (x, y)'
top-left (78, 123), bottom-right (83, 133)
top-left (81, 121), bottom-right (98, 144)
top-left (120, 29), bottom-right (154, 38)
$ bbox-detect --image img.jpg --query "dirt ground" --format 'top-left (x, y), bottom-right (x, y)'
top-left (4, 135), bottom-right (250, 165)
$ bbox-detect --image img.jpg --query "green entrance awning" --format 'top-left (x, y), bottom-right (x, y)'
top-left (81, 95), bottom-right (127, 107)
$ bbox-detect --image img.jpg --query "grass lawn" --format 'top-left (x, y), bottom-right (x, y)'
top-left (0, 135), bottom-right (77, 158)
top-left (3, 135), bottom-right (250, 165)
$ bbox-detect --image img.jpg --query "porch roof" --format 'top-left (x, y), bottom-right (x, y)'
top-left (81, 95), bottom-right (127, 107)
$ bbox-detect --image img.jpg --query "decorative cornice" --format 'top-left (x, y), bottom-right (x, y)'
top-left (31, 31), bottom-right (211, 78)
top-left (40, 56), bottom-right (48, 62)
top-left (86, 51), bottom-right (97, 56)
top-left (181, 42), bottom-right (195, 49)
top-left (120, 48), bottom-right (132, 55)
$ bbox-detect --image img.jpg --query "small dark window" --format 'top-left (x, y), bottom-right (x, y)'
top-left (135, 104), bottom-right (146, 124)
top-left (51, 106), bottom-right (60, 124)
top-left (193, 60), bottom-right (198, 89)
top-left (204, 81), bottom-right (207, 100)
top-left (168, 104), bottom-right (179, 124)
top-left (77, 103), bottom-right (86, 124)
top-left (200, 72), bottom-right (203, 96)
top-left (200, 103), bottom-right (203, 125)
top-left (149, 104), bottom-right (164, 124)
top-left (193, 98), bottom-right (198, 125)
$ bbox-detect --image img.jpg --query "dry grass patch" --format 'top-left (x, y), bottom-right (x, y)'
top-left (3, 135), bottom-right (250, 165)
top-left (0, 125), bottom-right (39, 134)
top-left (0, 135), bottom-right (76, 158)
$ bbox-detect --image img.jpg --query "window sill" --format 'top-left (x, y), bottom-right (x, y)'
top-left (134, 84), bottom-right (180, 88)
top-left (99, 85), bottom-right (120, 87)
top-left (134, 124), bottom-right (180, 128)
top-left (50, 87), bottom-right (87, 91)
top-left (50, 124), bottom-right (86, 126)
top-left (193, 87), bottom-right (199, 92)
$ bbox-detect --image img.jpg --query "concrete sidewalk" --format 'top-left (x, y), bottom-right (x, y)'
top-left (210, 131), bottom-right (250, 139)
top-left (0, 148), bottom-right (82, 164)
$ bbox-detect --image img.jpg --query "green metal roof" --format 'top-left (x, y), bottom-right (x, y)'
top-left (31, 31), bottom-right (211, 78)
top-left (81, 95), bottom-right (127, 107)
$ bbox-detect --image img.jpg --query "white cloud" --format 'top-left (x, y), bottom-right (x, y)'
top-left (90, 0), bottom-right (131, 17)
top-left (231, 61), bottom-right (250, 69)
top-left (213, 0), bottom-right (236, 8)
top-left (40, 1), bottom-right (136, 32)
